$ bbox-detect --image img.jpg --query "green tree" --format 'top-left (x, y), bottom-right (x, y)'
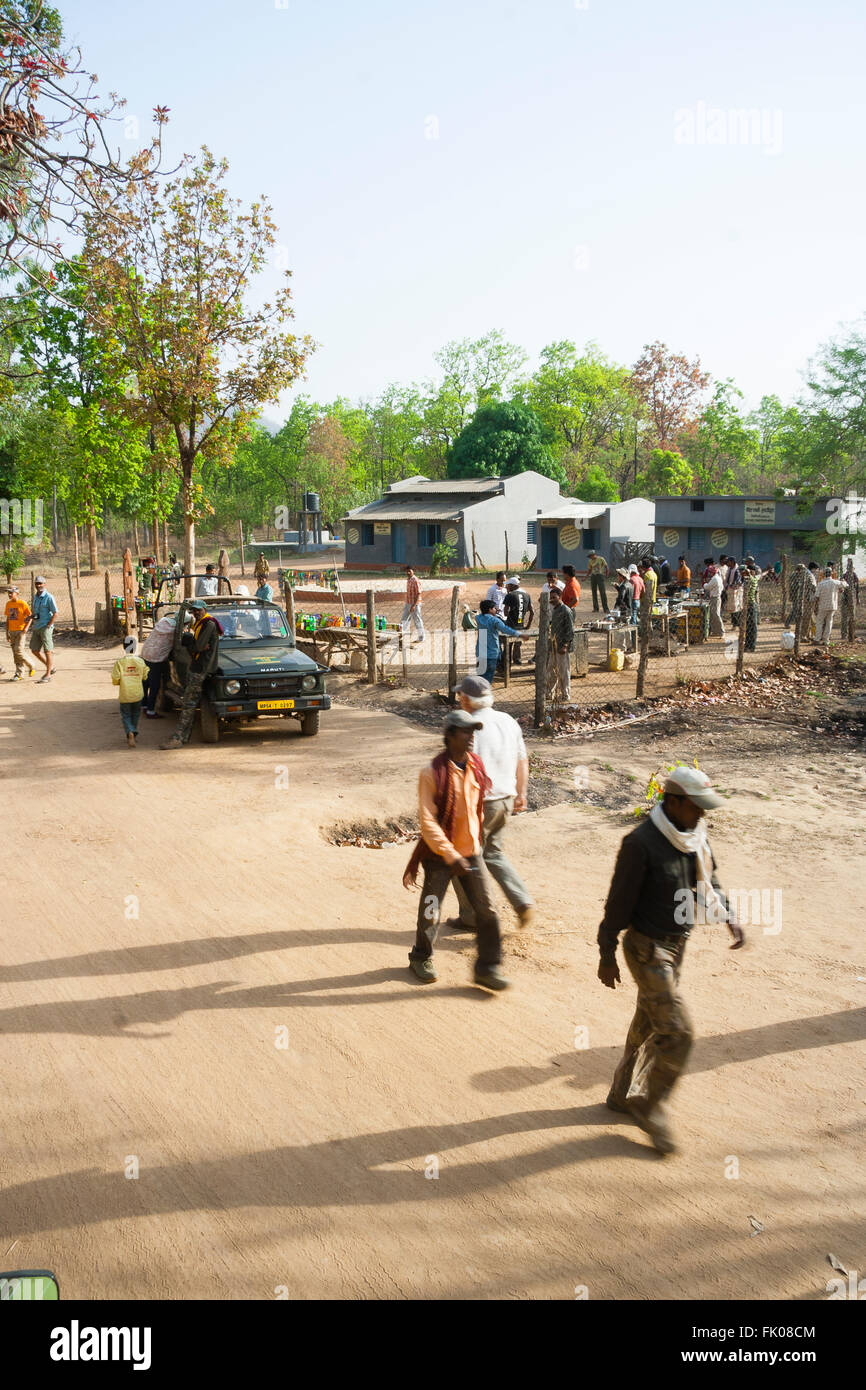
top-left (574, 463), bottom-right (620, 503)
top-left (448, 400), bottom-right (565, 483)
top-left (680, 381), bottom-right (756, 494)
top-left (635, 448), bottom-right (693, 497)
top-left (522, 341), bottom-right (635, 490)
top-left (82, 148), bottom-right (312, 588)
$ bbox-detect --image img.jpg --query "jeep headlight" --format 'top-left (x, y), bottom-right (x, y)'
top-left (225, 679), bottom-right (241, 695)
top-left (301, 674), bottom-right (317, 692)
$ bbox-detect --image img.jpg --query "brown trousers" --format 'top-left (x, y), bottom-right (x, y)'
top-left (609, 928), bottom-right (694, 1118)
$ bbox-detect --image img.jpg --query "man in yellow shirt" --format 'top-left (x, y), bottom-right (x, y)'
top-left (111, 636), bottom-right (150, 747)
top-left (403, 710), bottom-right (507, 990)
top-left (5, 584), bottom-right (33, 678)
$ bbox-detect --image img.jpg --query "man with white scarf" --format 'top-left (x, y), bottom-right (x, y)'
top-left (597, 766), bottom-right (744, 1155)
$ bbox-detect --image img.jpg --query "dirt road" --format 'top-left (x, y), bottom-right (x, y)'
top-left (1, 640), bottom-right (864, 1299)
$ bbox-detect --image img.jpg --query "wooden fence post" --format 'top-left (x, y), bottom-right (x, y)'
top-left (505, 531), bottom-right (509, 573)
top-left (448, 584), bottom-right (460, 703)
top-left (366, 589), bottom-right (377, 684)
top-left (284, 578), bottom-right (295, 635)
top-left (780, 553), bottom-right (788, 626)
top-left (534, 590), bottom-right (550, 726)
top-left (73, 525), bottom-right (80, 588)
top-left (30, 570), bottom-right (35, 603)
top-left (66, 567), bottom-right (78, 630)
top-left (238, 519), bottom-right (246, 576)
top-left (636, 591), bottom-right (651, 697)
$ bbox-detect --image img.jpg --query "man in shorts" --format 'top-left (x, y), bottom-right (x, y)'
top-left (29, 576), bottom-right (57, 682)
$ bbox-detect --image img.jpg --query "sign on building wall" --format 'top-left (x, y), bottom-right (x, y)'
top-left (444, 527), bottom-right (459, 544)
top-left (374, 522), bottom-right (391, 535)
top-left (560, 524), bottom-right (582, 551)
top-left (663, 528), bottom-right (680, 547)
top-left (347, 527), bottom-right (360, 544)
top-left (710, 528), bottom-right (729, 548)
top-left (743, 502), bottom-right (775, 526)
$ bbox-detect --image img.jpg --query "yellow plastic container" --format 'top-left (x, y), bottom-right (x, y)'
top-left (608, 648), bottom-right (625, 672)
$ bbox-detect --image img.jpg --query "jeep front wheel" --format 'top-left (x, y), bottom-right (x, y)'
top-left (200, 698), bottom-right (221, 743)
top-left (299, 710), bottom-right (320, 737)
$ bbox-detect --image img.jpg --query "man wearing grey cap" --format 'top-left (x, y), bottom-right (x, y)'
top-left (449, 674), bottom-right (533, 931)
top-left (403, 708), bottom-right (508, 991)
top-left (597, 766), bottom-right (744, 1154)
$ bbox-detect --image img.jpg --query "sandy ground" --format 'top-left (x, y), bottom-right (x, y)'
top-left (1, 638), bottom-right (865, 1301)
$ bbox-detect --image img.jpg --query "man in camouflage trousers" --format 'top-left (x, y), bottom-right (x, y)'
top-left (597, 766), bottom-right (744, 1155)
top-left (161, 600), bottom-right (221, 750)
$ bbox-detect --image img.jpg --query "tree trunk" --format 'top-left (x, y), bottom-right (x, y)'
top-left (182, 462), bottom-right (196, 597)
top-left (162, 518), bottom-right (169, 563)
top-left (51, 482), bottom-right (58, 552)
top-left (87, 521), bottom-right (98, 572)
top-left (133, 520), bottom-right (141, 555)
top-left (152, 514), bottom-right (159, 558)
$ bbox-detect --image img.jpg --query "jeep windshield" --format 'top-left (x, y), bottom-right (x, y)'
top-left (211, 605), bottom-right (291, 641)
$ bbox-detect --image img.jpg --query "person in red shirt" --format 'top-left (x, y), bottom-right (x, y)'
top-left (628, 565), bottom-right (645, 625)
top-left (561, 564), bottom-right (581, 609)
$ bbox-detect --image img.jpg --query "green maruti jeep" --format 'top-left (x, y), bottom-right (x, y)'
top-left (158, 593), bottom-right (330, 743)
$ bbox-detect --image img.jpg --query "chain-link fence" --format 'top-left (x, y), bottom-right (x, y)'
top-left (23, 558), bottom-right (862, 728)
top-left (302, 565), bottom-right (863, 727)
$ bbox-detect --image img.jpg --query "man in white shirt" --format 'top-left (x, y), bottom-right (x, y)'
top-left (195, 564), bottom-right (219, 598)
top-left (814, 566), bottom-right (846, 646)
top-left (485, 571), bottom-right (508, 617)
top-left (448, 674), bottom-right (534, 931)
top-left (541, 570), bottom-right (565, 596)
top-left (702, 567), bottom-right (725, 637)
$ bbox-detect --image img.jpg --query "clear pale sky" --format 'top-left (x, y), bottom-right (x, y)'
top-left (63, 0), bottom-right (866, 417)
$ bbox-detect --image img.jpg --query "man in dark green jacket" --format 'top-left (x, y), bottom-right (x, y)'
top-left (161, 600), bottom-right (222, 750)
top-left (597, 766), bottom-right (744, 1154)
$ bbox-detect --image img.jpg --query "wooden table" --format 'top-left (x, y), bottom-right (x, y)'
top-left (299, 625), bottom-right (405, 680)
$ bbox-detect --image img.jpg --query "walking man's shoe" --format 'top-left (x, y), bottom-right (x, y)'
top-left (127, 731), bottom-right (136, 748)
top-left (11, 672), bottom-right (22, 681)
top-left (409, 956), bottom-right (438, 983)
top-left (160, 739), bottom-right (183, 751)
top-left (605, 1091), bottom-right (630, 1114)
top-left (626, 1100), bottom-right (677, 1155)
top-left (473, 965), bottom-right (510, 991)
top-left (444, 917), bottom-right (473, 933)
top-left (517, 904), bottom-right (535, 929)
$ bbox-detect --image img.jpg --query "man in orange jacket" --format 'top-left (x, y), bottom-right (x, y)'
top-left (403, 710), bottom-right (508, 991)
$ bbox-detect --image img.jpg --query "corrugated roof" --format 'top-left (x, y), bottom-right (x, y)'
top-left (344, 498), bottom-right (465, 523)
top-left (536, 500), bottom-right (602, 523)
top-left (385, 478), bottom-right (502, 495)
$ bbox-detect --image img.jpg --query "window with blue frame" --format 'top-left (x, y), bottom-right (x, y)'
top-left (361, 523), bottom-right (374, 546)
top-left (581, 527), bottom-right (599, 551)
top-left (417, 523), bottom-right (442, 548)
top-left (687, 527), bottom-right (706, 548)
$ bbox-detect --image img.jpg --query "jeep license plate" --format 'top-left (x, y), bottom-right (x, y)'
top-left (257, 699), bottom-right (295, 710)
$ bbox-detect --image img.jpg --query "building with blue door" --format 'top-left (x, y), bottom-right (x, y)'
top-left (534, 497), bottom-right (655, 571)
top-left (653, 495), bottom-right (833, 571)
top-left (342, 472), bottom-right (562, 570)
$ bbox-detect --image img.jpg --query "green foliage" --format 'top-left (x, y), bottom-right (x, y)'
top-left (448, 400), bottom-right (566, 484)
top-left (576, 463), bottom-right (620, 504)
top-left (430, 539), bottom-right (457, 575)
top-left (636, 448), bottom-right (693, 497)
top-left (0, 536), bottom-right (25, 578)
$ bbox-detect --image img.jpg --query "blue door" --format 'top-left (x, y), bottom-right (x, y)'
top-left (391, 524), bottom-right (406, 564)
top-left (541, 525), bottom-right (558, 569)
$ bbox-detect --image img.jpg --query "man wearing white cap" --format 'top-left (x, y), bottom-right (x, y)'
top-left (502, 576), bottom-right (533, 666)
top-left (449, 674), bottom-right (534, 931)
top-left (597, 766), bottom-right (744, 1155)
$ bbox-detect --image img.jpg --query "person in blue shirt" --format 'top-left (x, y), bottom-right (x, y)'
top-left (475, 599), bottom-right (520, 684)
top-left (29, 576), bottom-right (57, 681)
top-left (255, 580), bottom-right (274, 602)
